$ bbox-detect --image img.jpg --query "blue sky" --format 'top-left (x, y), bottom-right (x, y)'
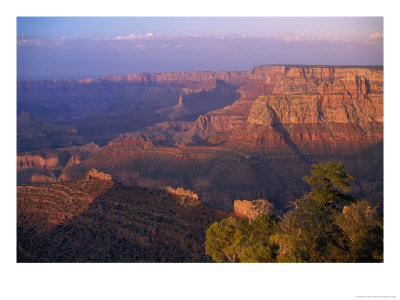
top-left (17, 17), bottom-right (384, 79)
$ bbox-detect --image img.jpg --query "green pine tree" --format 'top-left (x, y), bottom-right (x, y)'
top-left (297, 162), bottom-right (355, 213)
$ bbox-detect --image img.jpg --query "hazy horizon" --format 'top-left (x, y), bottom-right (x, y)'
top-left (17, 17), bottom-right (384, 80)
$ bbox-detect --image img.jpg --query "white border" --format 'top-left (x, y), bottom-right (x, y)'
top-left (2, 1), bottom-right (399, 300)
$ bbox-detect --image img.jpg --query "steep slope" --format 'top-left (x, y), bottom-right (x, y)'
top-left (17, 169), bottom-right (229, 262)
top-left (180, 65), bottom-right (287, 143)
top-left (156, 79), bottom-right (241, 122)
top-left (183, 65), bottom-right (383, 145)
top-left (227, 66), bottom-right (383, 155)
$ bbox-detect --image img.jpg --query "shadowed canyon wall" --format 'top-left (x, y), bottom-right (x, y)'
top-left (17, 170), bottom-right (229, 262)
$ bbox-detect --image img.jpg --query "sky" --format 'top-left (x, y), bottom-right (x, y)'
top-left (17, 17), bottom-right (384, 79)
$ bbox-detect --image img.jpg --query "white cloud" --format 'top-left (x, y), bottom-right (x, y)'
top-left (16, 33), bottom-right (376, 54)
top-left (363, 32), bottom-right (384, 45)
top-left (112, 33), bottom-right (161, 40)
top-left (369, 32), bottom-right (384, 40)
top-left (17, 38), bottom-right (42, 46)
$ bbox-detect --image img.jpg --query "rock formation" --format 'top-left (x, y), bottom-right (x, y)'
top-left (164, 186), bottom-right (200, 207)
top-left (84, 168), bottom-right (113, 182)
top-left (18, 152), bottom-right (65, 170)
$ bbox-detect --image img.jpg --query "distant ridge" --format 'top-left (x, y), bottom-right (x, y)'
top-left (17, 64), bottom-right (383, 82)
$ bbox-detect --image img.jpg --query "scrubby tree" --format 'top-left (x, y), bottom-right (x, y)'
top-left (334, 200), bottom-right (383, 262)
top-left (276, 162), bottom-right (383, 262)
top-left (240, 214), bottom-right (279, 262)
top-left (275, 207), bottom-right (330, 262)
top-left (272, 162), bottom-right (359, 262)
top-left (205, 162), bottom-right (383, 263)
top-left (205, 214), bottom-right (279, 262)
top-left (205, 217), bottom-right (250, 262)
top-left (270, 233), bottom-right (310, 262)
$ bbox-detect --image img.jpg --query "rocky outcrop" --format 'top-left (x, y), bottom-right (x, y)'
top-left (17, 149), bottom-right (71, 170)
top-left (164, 186), bottom-right (200, 207)
top-left (103, 134), bottom-right (156, 151)
top-left (64, 155), bottom-right (81, 168)
top-left (114, 132), bottom-right (166, 143)
top-left (182, 113), bottom-right (244, 143)
top-left (30, 173), bottom-right (58, 184)
top-left (180, 97), bottom-right (256, 143)
top-left (238, 65), bottom-right (286, 100)
top-left (84, 169), bottom-right (113, 182)
top-left (18, 154), bottom-right (63, 170)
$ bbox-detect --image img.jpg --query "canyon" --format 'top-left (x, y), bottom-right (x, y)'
top-left (17, 65), bottom-right (383, 211)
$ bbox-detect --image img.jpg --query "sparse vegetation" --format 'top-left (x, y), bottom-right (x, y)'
top-left (205, 162), bottom-right (383, 262)
top-left (17, 180), bottom-right (229, 262)
top-left (17, 162), bottom-right (382, 263)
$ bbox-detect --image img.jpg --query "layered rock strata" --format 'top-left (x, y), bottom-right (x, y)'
top-left (17, 65), bottom-right (383, 211)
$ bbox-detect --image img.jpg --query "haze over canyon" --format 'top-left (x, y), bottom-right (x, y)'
top-left (18, 65), bottom-right (383, 207)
